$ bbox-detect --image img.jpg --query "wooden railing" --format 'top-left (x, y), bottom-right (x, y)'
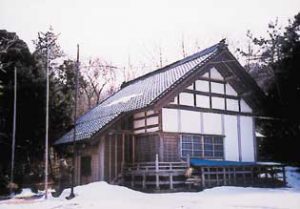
top-left (123, 155), bottom-right (286, 191)
top-left (187, 164), bottom-right (286, 188)
top-left (123, 154), bottom-right (188, 190)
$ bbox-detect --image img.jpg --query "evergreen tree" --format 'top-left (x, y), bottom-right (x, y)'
top-left (0, 28), bottom-right (79, 194)
top-left (239, 13), bottom-right (300, 163)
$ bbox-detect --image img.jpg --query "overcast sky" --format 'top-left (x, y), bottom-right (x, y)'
top-left (1, 0), bottom-right (300, 70)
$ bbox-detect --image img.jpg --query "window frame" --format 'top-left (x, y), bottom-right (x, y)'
top-left (180, 134), bottom-right (224, 160)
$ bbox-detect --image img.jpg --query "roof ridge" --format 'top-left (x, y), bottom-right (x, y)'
top-left (120, 42), bottom-right (222, 89)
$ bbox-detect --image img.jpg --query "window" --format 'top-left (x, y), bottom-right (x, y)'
top-left (81, 156), bottom-right (91, 176)
top-left (181, 135), bottom-right (224, 159)
top-left (181, 135), bottom-right (202, 158)
top-left (203, 136), bottom-right (224, 158)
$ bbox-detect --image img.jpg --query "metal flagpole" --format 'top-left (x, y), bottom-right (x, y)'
top-left (67, 44), bottom-right (80, 200)
top-left (44, 43), bottom-right (50, 199)
top-left (10, 65), bottom-right (17, 197)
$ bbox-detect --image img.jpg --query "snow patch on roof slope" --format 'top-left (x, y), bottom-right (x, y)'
top-left (103, 93), bottom-right (143, 107)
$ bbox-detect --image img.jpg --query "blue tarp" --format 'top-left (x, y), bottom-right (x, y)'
top-left (190, 159), bottom-right (257, 167)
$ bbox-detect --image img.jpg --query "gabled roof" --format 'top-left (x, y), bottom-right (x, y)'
top-left (55, 40), bottom-right (264, 145)
top-left (55, 42), bottom-right (222, 144)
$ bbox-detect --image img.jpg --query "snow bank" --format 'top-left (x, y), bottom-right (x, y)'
top-left (14, 189), bottom-right (36, 199)
top-left (286, 166), bottom-right (300, 190)
top-left (1, 167), bottom-right (300, 209)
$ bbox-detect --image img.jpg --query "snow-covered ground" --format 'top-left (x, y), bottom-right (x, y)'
top-left (1, 166), bottom-right (300, 209)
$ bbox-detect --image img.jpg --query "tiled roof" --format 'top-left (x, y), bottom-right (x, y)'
top-left (55, 42), bottom-right (222, 144)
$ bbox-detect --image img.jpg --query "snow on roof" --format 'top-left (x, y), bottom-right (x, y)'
top-left (55, 42), bottom-right (221, 144)
top-left (103, 93), bottom-right (143, 107)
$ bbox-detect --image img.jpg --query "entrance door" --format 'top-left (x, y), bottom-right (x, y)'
top-left (80, 156), bottom-right (91, 184)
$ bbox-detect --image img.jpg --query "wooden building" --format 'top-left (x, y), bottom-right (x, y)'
top-left (55, 40), bottom-right (285, 191)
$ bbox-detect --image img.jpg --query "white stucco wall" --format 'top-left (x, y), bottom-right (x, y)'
top-left (202, 112), bottom-right (222, 135)
top-left (210, 68), bottom-right (224, 80)
top-left (211, 97), bottom-right (225, 110)
top-left (195, 80), bottom-right (209, 92)
top-left (240, 99), bottom-right (252, 113)
top-left (162, 108), bottom-right (179, 132)
top-left (147, 116), bottom-right (158, 126)
top-left (162, 108), bottom-right (256, 162)
top-left (226, 98), bottom-right (239, 111)
top-left (133, 119), bottom-right (145, 128)
top-left (224, 115), bottom-right (239, 161)
top-left (225, 83), bottom-right (238, 96)
top-left (180, 110), bottom-right (201, 134)
top-left (196, 95), bottom-right (210, 108)
top-left (179, 92), bottom-right (194, 106)
top-left (240, 116), bottom-right (255, 162)
top-left (211, 82), bottom-right (225, 94)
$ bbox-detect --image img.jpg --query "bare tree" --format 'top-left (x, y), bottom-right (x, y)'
top-left (81, 58), bottom-right (117, 109)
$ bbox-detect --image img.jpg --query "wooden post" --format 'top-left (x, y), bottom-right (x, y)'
top-left (109, 136), bottom-right (112, 182)
top-left (122, 133), bottom-right (125, 170)
top-left (223, 168), bottom-right (226, 185)
top-left (216, 168), bottom-right (219, 186)
top-left (258, 166), bottom-right (261, 185)
top-left (155, 154), bottom-right (160, 190)
top-left (201, 167), bottom-right (205, 189)
top-left (233, 167), bottom-right (236, 185)
top-left (159, 133), bottom-right (164, 162)
top-left (132, 136), bottom-right (135, 163)
top-left (250, 167), bottom-right (254, 185)
top-left (242, 167), bottom-right (246, 185)
top-left (282, 166), bottom-right (286, 186)
top-left (270, 166), bottom-right (274, 182)
top-left (115, 135), bottom-right (118, 180)
top-left (169, 174), bottom-right (173, 190)
top-left (142, 172), bottom-right (146, 189)
top-left (187, 154), bottom-right (190, 167)
top-left (131, 172), bottom-right (135, 187)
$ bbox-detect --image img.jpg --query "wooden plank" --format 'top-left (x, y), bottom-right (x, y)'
top-left (109, 136), bottom-right (112, 182)
top-left (122, 133), bottom-right (125, 169)
top-left (159, 133), bottom-right (164, 161)
top-left (155, 154), bottom-right (160, 190)
top-left (142, 172), bottom-right (146, 189)
top-left (115, 135), bottom-right (118, 180)
top-left (132, 135), bottom-right (135, 163)
top-left (223, 168), bottom-right (226, 185)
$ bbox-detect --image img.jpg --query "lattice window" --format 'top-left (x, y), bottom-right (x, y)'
top-left (181, 135), bottom-right (224, 159)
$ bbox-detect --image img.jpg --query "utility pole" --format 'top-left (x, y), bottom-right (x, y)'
top-left (44, 42), bottom-right (50, 199)
top-left (159, 46), bottom-right (163, 68)
top-left (67, 44), bottom-right (80, 200)
top-left (181, 34), bottom-right (186, 58)
top-left (10, 65), bottom-right (17, 197)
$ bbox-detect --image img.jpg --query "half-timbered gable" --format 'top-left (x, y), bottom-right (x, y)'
top-left (160, 66), bottom-right (256, 163)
